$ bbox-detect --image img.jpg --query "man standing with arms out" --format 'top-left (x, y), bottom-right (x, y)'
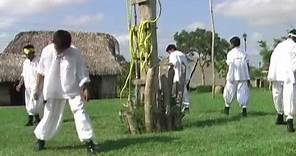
top-left (16, 45), bottom-right (43, 126)
top-left (223, 36), bottom-right (250, 117)
top-left (33, 30), bottom-right (96, 153)
top-left (166, 44), bottom-right (190, 112)
top-left (269, 29), bottom-right (296, 132)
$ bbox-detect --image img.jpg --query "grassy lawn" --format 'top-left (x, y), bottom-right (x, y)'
top-left (1, 89), bottom-right (296, 156)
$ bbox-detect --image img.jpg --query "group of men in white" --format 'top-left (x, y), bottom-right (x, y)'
top-left (222, 29), bottom-right (296, 133)
top-left (167, 29), bottom-right (296, 134)
top-left (17, 28), bottom-right (296, 154)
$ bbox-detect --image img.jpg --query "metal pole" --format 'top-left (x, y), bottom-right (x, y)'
top-left (243, 33), bottom-right (247, 52)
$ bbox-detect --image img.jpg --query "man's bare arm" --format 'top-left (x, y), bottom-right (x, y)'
top-left (16, 76), bottom-right (24, 92)
top-left (33, 73), bottom-right (44, 100)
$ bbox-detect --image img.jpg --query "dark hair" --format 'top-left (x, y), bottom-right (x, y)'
top-left (289, 29), bottom-right (296, 35)
top-left (289, 29), bottom-right (296, 43)
top-left (53, 30), bottom-right (72, 50)
top-left (166, 44), bottom-right (177, 52)
top-left (23, 44), bottom-right (34, 49)
top-left (230, 36), bottom-right (240, 47)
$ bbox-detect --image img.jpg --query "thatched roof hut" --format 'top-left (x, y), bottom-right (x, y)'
top-left (2, 31), bottom-right (122, 78)
top-left (0, 31), bottom-right (123, 105)
top-left (0, 53), bottom-right (25, 82)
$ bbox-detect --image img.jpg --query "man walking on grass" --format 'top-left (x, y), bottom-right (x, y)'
top-left (166, 44), bottom-right (191, 112)
top-left (268, 29), bottom-right (296, 132)
top-left (16, 45), bottom-right (44, 126)
top-left (223, 36), bottom-right (250, 117)
top-left (33, 30), bottom-right (96, 154)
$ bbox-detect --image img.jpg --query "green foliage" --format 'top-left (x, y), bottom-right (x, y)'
top-left (173, 28), bottom-right (229, 76)
top-left (174, 28), bottom-right (229, 60)
top-left (132, 106), bottom-right (145, 132)
top-left (215, 60), bottom-right (227, 78)
top-left (258, 40), bottom-right (273, 68)
top-left (250, 67), bottom-right (264, 80)
top-left (117, 62), bottom-right (134, 98)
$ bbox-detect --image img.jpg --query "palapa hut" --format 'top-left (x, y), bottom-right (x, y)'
top-left (0, 31), bottom-right (122, 105)
top-left (0, 53), bottom-right (25, 105)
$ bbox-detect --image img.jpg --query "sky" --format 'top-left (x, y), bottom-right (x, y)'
top-left (0, 0), bottom-right (295, 67)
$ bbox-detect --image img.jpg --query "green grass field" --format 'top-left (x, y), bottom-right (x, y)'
top-left (1, 89), bottom-right (296, 156)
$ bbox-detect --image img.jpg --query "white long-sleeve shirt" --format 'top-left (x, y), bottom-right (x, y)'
top-left (169, 50), bottom-right (190, 83)
top-left (38, 43), bottom-right (90, 100)
top-left (268, 39), bottom-right (296, 84)
top-left (226, 47), bottom-right (250, 81)
top-left (22, 57), bottom-right (39, 91)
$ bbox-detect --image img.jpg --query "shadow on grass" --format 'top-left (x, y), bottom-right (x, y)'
top-left (47, 144), bottom-right (85, 150)
top-left (186, 111), bottom-right (273, 128)
top-left (98, 136), bottom-right (177, 153)
top-left (46, 136), bottom-right (177, 153)
top-left (63, 118), bottom-right (74, 123)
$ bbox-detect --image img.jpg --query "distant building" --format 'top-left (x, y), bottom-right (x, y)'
top-left (0, 31), bottom-right (123, 106)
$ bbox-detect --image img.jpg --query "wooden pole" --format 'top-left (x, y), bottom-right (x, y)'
top-left (209, 0), bottom-right (216, 98)
top-left (138, 0), bottom-right (158, 132)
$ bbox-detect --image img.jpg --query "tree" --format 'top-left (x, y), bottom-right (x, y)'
top-left (258, 40), bottom-right (273, 69)
top-left (174, 28), bottom-right (229, 85)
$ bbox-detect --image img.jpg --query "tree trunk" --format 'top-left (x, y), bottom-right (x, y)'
top-left (200, 66), bottom-right (206, 86)
top-left (144, 67), bottom-right (157, 132)
top-left (138, 0), bottom-right (158, 132)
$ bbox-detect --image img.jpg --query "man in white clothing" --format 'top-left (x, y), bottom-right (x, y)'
top-left (16, 45), bottom-right (44, 126)
top-left (269, 29), bottom-right (296, 132)
top-left (268, 30), bottom-right (296, 128)
top-left (33, 30), bottom-right (96, 153)
top-left (166, 44), bottom-right (190, 112)
top-left (223, 36), bottom-right (250, 117)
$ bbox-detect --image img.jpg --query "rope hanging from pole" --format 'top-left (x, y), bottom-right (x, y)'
top-left (120, 0), bottom-right (162, 106)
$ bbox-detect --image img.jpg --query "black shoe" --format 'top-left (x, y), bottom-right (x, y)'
top-left (224, 107), bottom-right (230, 115)
top-left (34, 115), bottom-right (41, 126)
top-left (34, 139), bottom-right (45, 151)
top-left (182, 107), bottom-right (190, 113)
top-left (287, 119), bottom-right (295, 132)
top-left (242, 108), bottom-right (247, 117)
top-left (25, 115), bottom-right (34, 126)
top-left (275, 114), bottom-right (286, 125)
top-left (85, 140), bottom-right (96, 154)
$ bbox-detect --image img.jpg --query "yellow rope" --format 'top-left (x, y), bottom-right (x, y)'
top-left (120, 0), bottom-right (161, 106)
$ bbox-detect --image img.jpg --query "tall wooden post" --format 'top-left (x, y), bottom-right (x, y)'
top-left (135, 0), bottom-right (158, 132)
top-left (209, 0), bottom-right (216, 98)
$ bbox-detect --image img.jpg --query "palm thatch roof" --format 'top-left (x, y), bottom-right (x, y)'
top-left (0, 53), bottom-right (25, 82)
top-left (0, 31), bottom-right (122, 82)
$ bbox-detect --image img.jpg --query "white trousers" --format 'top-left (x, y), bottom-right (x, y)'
top-left (25, 89), bottom-right (44, 115)
top-left (271, 81), bottom-right (284, 114)
top-left (223, 81), bottom-right (250, 108)
top-left (34, 96), bottom-right (94, 142)
top-left (283, 83), bottom-right (296, 119)
top-left (183, 86), bottom-right (190, 107)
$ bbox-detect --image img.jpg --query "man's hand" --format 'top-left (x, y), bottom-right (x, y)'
top-left (33, 92), bottom-right (39, 100)
top-left (16, 84), bottom-right (22, 92)
top-left (80, 88), bottom-right (89, 102)
top-left (186, 83), bottom-right (190, 90)
top-left (247, 80), bottom-right (251, 87)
